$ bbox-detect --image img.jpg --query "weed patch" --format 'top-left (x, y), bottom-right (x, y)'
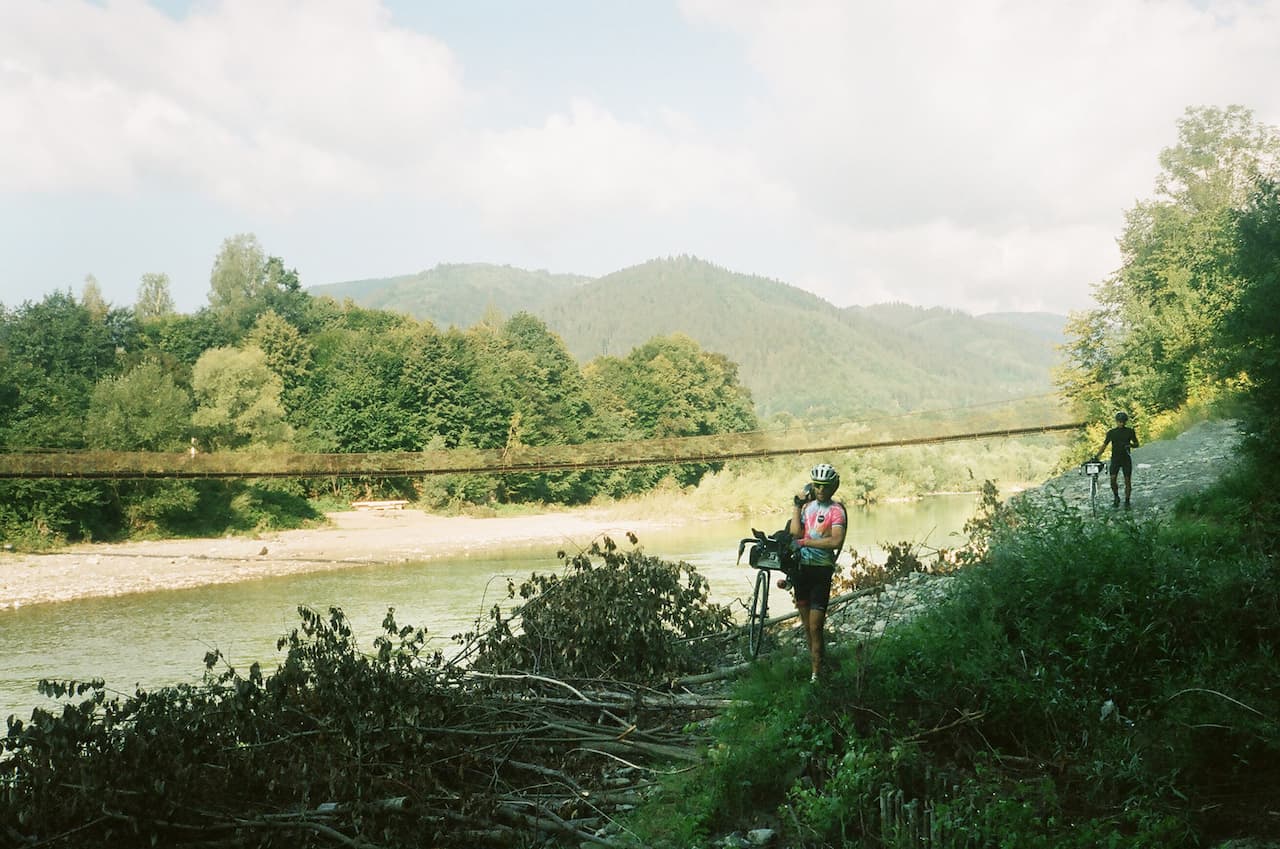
top-left (630, 479), bottom-right (1280, 847)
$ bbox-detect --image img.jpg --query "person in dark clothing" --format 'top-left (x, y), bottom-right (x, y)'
top-left (1095, 412), bottom-right (1139, 508)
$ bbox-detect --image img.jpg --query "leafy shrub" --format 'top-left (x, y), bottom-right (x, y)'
top-left (643, 485), bottom-right (1280, 847)
top-left (0, 606), bottom-right (466, 847)
top-left (467, 534), bottom-right (735, 681)
top-left (837, 539), bottom-right (930, 593)
top-left (2, 600), bottom-right (724, 848)
top-left (0, 479), bottom-right (118, 546)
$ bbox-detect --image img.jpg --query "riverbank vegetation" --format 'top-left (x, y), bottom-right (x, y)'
top-left (0, 264), bottom-right (1065, 549)
top-left (0, 280), bottom-right (759, 546)
top-left (0, 537), bottom-right (741, 848)
top-left (623, 104), bottom-right (1280, 848)
top-left (625, 468), bottom-right (1280, 848)
top-left (0, 233), bottom-right (1070, 555)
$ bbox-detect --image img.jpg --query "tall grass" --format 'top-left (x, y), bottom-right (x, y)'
top-left (628, 467), bottom-right (1280, 848)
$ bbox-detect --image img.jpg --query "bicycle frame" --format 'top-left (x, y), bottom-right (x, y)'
top-left (1082, 459), bottom-right (1105, 514)
top-left (737, 529), bottom-right (796, 658)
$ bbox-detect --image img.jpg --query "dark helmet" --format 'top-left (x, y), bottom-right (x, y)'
top-left (810, 462), bottom-right (840, 494)
top-left (1115, 412), bottom-right (1129, 423)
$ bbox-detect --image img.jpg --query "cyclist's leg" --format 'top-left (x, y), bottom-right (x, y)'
top-left (794, 567), bottom-right (833, 681)
top-left (806, 608), bottom-right (825, 679)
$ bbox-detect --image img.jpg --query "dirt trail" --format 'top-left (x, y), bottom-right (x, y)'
top-left (1022, 418), bottom-right (1243, 515)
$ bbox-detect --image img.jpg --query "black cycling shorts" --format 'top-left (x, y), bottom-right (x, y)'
top-left (1110, 457), bottom-right (1133, 478)
top-left (792, 565), bottom-right (834, 612)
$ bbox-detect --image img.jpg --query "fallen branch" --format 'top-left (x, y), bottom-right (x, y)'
top-left (466, 671), bottom-right (591, 701)
top-left (672, 661), bottom-right (754, 687)
top-left (905, 709), bottom-right (987, 743)
top-left (494, 802), bottom-right (621, 848)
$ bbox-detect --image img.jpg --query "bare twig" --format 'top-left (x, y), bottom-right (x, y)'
top-left (494, 802), bottom-right (622, 848)
top-left (905, 710), bottom-right (987, 743)
top-left (1165, 688), bottom-right (1270, 719)
top-left (466, 670), bottom-right (591, 701)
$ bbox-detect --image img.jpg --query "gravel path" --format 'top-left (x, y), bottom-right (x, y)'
top-left (1022, 418), bottom-right (1244, 515)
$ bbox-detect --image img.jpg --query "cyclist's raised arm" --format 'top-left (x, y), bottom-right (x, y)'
top-left (789, 500), bottom-right (804, 538)
top-left (789, 483), bottom-right (813, 538)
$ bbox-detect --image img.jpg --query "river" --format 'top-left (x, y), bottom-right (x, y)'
top-left (0, 496), bottom-right (976, 721)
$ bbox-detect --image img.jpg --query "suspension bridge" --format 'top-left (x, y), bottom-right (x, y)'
top-left (0, 420), bottom-right (1084, 480)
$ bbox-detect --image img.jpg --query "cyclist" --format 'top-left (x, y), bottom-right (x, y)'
top-left (1095, 412), bottom-right (1140, 509)
top-left (787, 462), bottom-right (847, 683)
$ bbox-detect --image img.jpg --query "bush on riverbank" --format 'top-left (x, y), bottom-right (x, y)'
top-left (0, 588), bottom-right (733, 847)
top-left (464, 535), bottom-right (735, 681)
top-left (628, 471), bottom-right (1280, 848)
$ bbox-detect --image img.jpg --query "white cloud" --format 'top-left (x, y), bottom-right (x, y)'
top-left (438, 98), bottom-right (791, 240)
top-left (0, 0), bottom-right (463, 208)
top-left (678, 0), bottom-right (1280, 311)
top-left (3, 0), bottom-right (1279, 315)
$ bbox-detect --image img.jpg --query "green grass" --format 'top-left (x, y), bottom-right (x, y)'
top-left (627, 464), bottom-right (1280, 848)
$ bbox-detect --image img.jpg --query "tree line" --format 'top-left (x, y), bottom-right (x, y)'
top-left (0, 234), bottom-right (756, 545)
top-left (1058, 104), bottom-right (1280, 455)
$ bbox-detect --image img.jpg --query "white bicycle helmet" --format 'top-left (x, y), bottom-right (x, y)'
top-left (810, 463), bottom-right (839, 485)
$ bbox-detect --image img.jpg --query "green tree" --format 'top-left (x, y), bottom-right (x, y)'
top-left (246, 309), bottom-right (313, 411)
top-left (587, 333), bottom-right (757, 487)
top-left (86, 360), bottom-right (192, 451)
top-left (0, 293), bottom-right (126, 542)
top-left (303, 327), bottom-right (424, 453)
top-left (1222, 178), bottom-right (1280, 451)
top-left (494, 313), bottom-right (595, 502)
top-left (80, 274), bottom-right (108, 321)
top-left (191, 346), bottom-right (293, 450)
top-left (401, 327), bottom-right (501, 449)
top-left (208, 233), bottom-right (266, 315)
top-left (618, 333), bottom-right (756, 439)
top-left (0, 292), bottom-right (122, 449)
top-left (136, 272), bottom-right (176, 321)
top-left (136, 310), bottom-right (236, 371)
top-left (207, 235), bottom-right (308, 331)
top-left (1059, 105), bottom-right (1280, 425)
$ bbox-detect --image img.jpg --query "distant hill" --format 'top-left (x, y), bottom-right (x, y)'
top-left (977, 311), bottom-right (1069, 345)
top-left (310, 256), bottom-right (1065, 420)
top-left (309, 263), bottom-right (592, 329)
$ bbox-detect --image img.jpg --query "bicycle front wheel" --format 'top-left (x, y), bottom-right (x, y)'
top-left (748, 568), bottom-right (770, 657)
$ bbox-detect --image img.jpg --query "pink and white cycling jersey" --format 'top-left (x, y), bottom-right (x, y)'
top-left (799, 499), bottom-right (846, 567)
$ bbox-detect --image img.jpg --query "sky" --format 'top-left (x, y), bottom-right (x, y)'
top-left (2, 0), bottom-right (1279, 317)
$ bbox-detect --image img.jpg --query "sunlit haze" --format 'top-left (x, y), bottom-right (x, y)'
top-left (3, 0), bottom-right (1278, 316)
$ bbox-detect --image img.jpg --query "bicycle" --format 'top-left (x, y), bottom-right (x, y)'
top-left (1081, 458), bottom-right (1106, 513)
top-left (736, 528), bottom-right (798, 658)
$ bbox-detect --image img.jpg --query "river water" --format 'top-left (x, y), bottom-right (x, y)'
top-left (0, 496), bottom-right (976, 721)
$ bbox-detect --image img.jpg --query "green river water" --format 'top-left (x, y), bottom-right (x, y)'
top-left (1, 496), bottom-right (976, 721)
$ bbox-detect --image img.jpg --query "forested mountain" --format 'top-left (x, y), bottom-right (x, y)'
top-left (314, 256), bottom-right (1065, 420)
top-left (975, 311), bottom-right (1068, 344)
top-left (309, 263), bottom-right (592, 330)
